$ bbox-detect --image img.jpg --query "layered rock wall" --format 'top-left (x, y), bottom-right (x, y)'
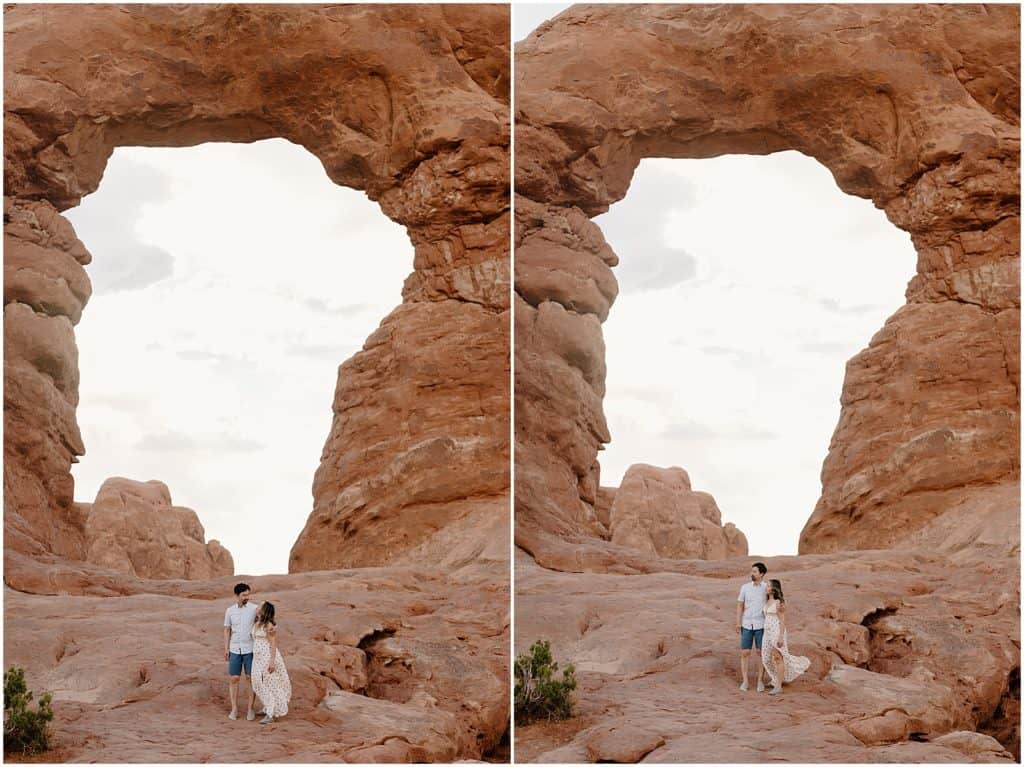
top-left (3, 4), bottom-right (511, 574)
top-left (514, 4), bottom-right (1020, 566)
top-left (3, 199), bottom-right (92, 561)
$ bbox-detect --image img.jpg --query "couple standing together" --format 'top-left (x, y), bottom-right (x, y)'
top-left (736, 562), bottom-right (810, 695)
top-left (223, 583), bottom-right (292, 724)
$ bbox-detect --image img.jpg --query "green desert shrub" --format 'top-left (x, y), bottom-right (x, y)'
top-left (514, 639), bottom-right (577, 724)
top-left (4, 666), bottom-right (54, 755)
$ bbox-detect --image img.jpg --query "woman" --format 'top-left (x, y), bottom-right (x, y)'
top-left (761, 579), bottom-right (810, 695)
top-left (251, 601), bottom-right (292, 723)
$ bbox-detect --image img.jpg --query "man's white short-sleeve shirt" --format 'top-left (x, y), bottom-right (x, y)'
top-left (224, 602), bottom-right (258, 654)
top-left (738, 581), bottom-right (768, 630)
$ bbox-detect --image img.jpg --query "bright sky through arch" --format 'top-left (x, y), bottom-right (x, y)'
top-left (595, 152), bottom-right (916, 557)
top-left (513, 2), bottom-right (573, 42)
top-left (64, 139), bottom-right (413, 576)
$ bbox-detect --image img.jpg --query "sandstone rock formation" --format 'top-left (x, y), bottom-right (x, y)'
top-left (513, 4), bottom-right (1019, 761)
top-left (607, 464), bottom-right (747, 560)
top-left (78, 478), bottom-right (233, 580)
top-left (594, 486), bottom-right (615, 530)
top-left (3, 3), bottom-right (510, 574)
top-left (513, 3), bottom-right (1019, 569)
top-left (4, 197), bottom-right (91, 562)
top-left (4, 6), bottom-right (511, 761)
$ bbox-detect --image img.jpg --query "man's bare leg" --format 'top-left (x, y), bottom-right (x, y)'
top-left (229, 675), bottom-right (240, 719)
top-left (244, 674), bottom-right (256, 720)
top-left (740, 648), bottom-right (750, 690)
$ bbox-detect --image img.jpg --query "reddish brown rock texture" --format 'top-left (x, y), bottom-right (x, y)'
top-left (514, 4), bottom-right (1019, 762)
top-left (79, 478), bottom-right (233, 580)
top-left (514, 1), bottom-right (1019, 568)
top-left (4, 5), bottom-right (510, 761)
top-left (608, 464), bottom-right (748, 560)
top-left (3, 4), bottom-right (510, 573)
top-left (4, 562), bottom-right (509, 762)
top-left (515, 532), bottom-right (1019, 763)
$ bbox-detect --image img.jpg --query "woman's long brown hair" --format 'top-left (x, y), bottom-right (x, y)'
top-left (256, 601), bottom-right (276, 626)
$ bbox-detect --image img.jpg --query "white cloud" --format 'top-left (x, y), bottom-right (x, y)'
top-left (68, 157), bottom-right (177, 293)
top-left (595, 166), bottom-right (700, 294)
top-left (135, 431), bottom-right (265, 453)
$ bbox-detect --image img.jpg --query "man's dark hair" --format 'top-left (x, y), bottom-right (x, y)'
top-left (752, 562), bottom-right (767, 575)
top-left (233, 582), bottom-right (251, 596)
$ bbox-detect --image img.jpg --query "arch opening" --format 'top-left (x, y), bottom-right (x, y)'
top-left (598, 149), bottom-right (917, 557)
top-left (64, 138), bottom-right (413, 575)
top-left (594, 151), bottom-right (917, 557)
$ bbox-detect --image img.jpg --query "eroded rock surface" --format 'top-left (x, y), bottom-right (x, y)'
top-left (4, 560), bottom-right (509, 762)
top-left (79, 478), bottom-right (233, 581)
top-left (3, 3), bottom-right (510, 572)
top-left (515, 496), bottom-right (1019, 762)
top-left (608, 464), bottom-right (747, 560)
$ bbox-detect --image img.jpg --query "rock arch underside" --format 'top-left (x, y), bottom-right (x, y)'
top-left (4, 5), bottom-right (509, 761)
top-left (514, 5), bottom-right (1019, 762)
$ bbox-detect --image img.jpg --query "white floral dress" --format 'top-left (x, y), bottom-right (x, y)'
top-left (251, 624), bottom-right (291, 717)
top-left (762, 601), bottom-right (811, 688)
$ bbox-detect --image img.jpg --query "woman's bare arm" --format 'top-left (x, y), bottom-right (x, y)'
top-left (267, 625), bottom-right (278, 672)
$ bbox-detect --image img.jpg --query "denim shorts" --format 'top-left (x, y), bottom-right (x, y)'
top-left (740, 627), bottom-right (764, 650)
top-left (228, 652), bottom-right (253, 676)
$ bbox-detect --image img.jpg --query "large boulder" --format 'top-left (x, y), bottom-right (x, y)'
top-left (81, 478), bottom-right (232, 580)
top-left (608, 465), bottom-right (747, 560)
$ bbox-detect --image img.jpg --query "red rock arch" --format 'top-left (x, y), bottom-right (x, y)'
top-left (4, 4), bottom-right (510, 574)
top-left (514, 4), bottom-right (1019, 570)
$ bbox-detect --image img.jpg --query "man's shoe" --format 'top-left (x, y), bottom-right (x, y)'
top-left (739, 680), bottom-right (749, 692)
top-left (756, 680), bottom-right (765, 692)
top-left (246, 709), bottom-right (255, 721)
top-left (228, 710), bottom-right (238, 720)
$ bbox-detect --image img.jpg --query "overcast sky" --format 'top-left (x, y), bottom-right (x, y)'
top-left (595, 154), bottom-right (914, 557)
top-left (514, 2), bottom-right (572, 42)
top-left (65, 140), bottom-right (411, 576)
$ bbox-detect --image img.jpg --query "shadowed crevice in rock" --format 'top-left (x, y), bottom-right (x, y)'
top-left (482, 720), bottom-right (511, 763)
top-left (979, 666), bottom-right (1021, 761)
top-left (860, 606), bottom-right (903, 673)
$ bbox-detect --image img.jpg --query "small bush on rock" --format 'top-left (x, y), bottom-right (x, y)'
top-left (4, 666), bottom-right (54, 755)
top-left (514, 639), bottom-right (577, 724)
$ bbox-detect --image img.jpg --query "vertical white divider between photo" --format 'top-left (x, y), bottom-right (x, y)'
top-left (508, 1), bottom-right (517, 762)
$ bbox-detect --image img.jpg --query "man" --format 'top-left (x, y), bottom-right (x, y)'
top-left (736, 562), bottom-right (769, 692)
top-left (224, 582), bottom-right (259, 720)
